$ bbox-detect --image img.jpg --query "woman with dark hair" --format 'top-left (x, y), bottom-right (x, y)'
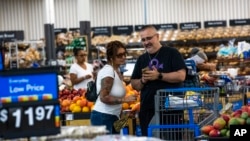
top-left (90, 40), bottom-right (137, 134)
top-left (69, 47), bottom-right (94, 90)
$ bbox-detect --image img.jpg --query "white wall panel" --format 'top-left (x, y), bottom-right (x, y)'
top-left (89, 0), bottom-right (145, 27)
top-left (26, 0), bottom-right (44, 40)
top-left (146, 0), bottom-right (250, 26)
top-left (0, 0), bottom-right (27, 34)
top-left (1, 0), bottom-right (250, 40)
top-left (54, 0), bottom-right (78, 29)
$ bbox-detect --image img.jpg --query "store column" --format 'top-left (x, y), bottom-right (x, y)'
top-left (77, 0), bottom-right (91, 61)
top-left (44, 0), bottom-right (57, 66)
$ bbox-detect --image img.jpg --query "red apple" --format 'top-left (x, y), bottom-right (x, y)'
top-left (241, 105), bottom-right (248, 112)
top-left (209, 129), bottom-right (220, 137)
top-left (221, 114), bottom-right (230, 124)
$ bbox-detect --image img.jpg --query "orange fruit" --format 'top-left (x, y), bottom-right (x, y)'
top-left (73, 96), bottom-right (81, 103)
top-left (122, 103), bottom-right (129, 110)
top-left (133, 90), bottom-right (139, 96)
top-left (129, 103), bottom-right (135, 109)
top-left (125, 87), bottom-right (130, 93)
top-left (87, 101), bottom-right (94, 108)
top-left (76, 99), bottom-right (87, 107)
top-left (61, 99), bottom-right (71, 107)
top-left (82, 106), bottom-right (90, 112)
top-left (127, 90), bottom-right (135, 95)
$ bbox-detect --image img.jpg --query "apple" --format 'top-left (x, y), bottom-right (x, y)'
top-left (241, 105), bottom-right (248, 112)
top-left (72, 89), bottom-right (78, 95)
top-left (62, 89), bottom-right (70, 95)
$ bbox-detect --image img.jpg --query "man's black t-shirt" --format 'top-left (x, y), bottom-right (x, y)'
top-left (131, 46), bottom-right (186, 111)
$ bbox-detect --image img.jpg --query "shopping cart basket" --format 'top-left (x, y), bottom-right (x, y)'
top-left (148, 87), bottom-right (220, 141)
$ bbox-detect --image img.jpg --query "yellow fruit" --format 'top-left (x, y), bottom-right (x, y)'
top-left (72, 105), bottom-right (81, 113)
top-left (69, 103), bottom-right (76, 111)
top-left (82, 106), bottom-right (90, 112)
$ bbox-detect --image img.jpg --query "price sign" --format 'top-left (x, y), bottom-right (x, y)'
top-left (0, 67), bottom-right (60, 139)
top-left (0, 102), bottom-right (60, 139)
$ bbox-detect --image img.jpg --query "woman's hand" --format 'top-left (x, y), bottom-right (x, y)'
top-left (123, 94), bottom-right (137, 103)
top-left (85, 74), bottom-right (92, 79)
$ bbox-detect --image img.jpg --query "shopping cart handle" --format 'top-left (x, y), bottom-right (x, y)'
top-left (164, 87), bottom-right (215, 92)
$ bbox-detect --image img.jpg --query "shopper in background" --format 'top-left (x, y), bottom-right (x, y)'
top-left (189, 47), bottom-right (216, 71)
top-left (90, 40), bottom-right (137, 134)
top-left (184, 47), bottom-right (217, 87)
top-left (69, 47), bottom-right (94, 90)
top-left (130, 25), bottom-right (186, 138)
top-left (55, 33), bottom-right (68, 59)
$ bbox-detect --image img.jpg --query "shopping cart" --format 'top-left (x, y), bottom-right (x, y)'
top-left (216, 76), bottom-right (248, 111)
top-left (148, 87), bottom-right (220, 141)
top-left (243, 85), bottom-right (250, 105)
top-left (183, 60), bottom-right (201, 88)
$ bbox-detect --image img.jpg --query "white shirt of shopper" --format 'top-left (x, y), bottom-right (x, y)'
top-left (69, 62), bottom-right (94, 90)
top-left (94, 65), bottom-right (126, 117)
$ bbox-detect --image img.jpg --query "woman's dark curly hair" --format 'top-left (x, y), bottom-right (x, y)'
top-left (105, 40), bottom-right (126, 62)
top-left (73, 47), bottom-right (84, 56)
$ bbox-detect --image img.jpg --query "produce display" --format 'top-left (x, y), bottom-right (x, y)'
top-left (59, 88), bottom-right (93, 113)
top-left (59, 82), bottom-right (141, 113)
top-left (200, 104), bottom-right (250, 138)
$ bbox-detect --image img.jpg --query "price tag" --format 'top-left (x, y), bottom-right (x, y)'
top-left (0, 102), bottom-right (60, 139)
top-left (0, 67), bottom-right (60, 139)
top-left (66, 113), bottom-right (73, 120)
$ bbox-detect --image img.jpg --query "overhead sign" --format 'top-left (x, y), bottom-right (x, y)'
top-left (154, 23), bottom-right (178, 30)
top-left (91, 26), bottom-right (112, 37)
top-left (112, 25), bottom-right (133, 35)
top-left (204, 20), bottom-right (227, 28)
top-left (0, 31), bottom-right (24, 41)
top-left (180, 22), bottom-right (201, 30)
top-left (69, 28), bottom-right (80, 31)
top-left (54, 28), bottom-right (67, 36)
top-left (230, 19), bottom-right (250, 26)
